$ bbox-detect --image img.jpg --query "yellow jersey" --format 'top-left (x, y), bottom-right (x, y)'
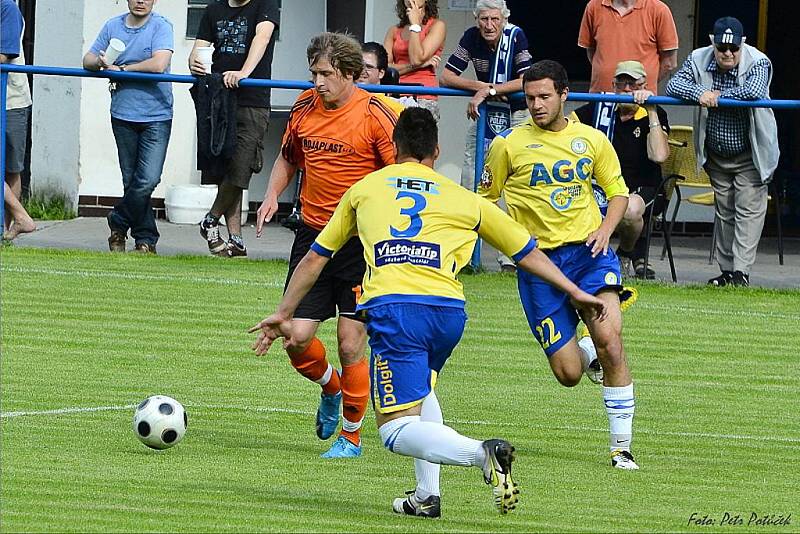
top-left (312, 162), bottom-right (536, 309)
top-left (480, 117), bottom-right (628, 249)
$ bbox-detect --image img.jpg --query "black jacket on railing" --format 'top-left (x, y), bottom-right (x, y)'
top-left (189, 73), bottom-right (237, 176)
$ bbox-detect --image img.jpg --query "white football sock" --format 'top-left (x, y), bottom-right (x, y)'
top-left (379, 416), bottom-right (483, 467)
top-left (414, 391), bottom-right (442, 499)
top-left (577, 336), bottom-right (598, 372)
top-left (603, 383), bottom-right (635, 451)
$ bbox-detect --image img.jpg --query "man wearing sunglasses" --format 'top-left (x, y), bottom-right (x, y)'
top-left (666, 16), bottom-right (779, 287)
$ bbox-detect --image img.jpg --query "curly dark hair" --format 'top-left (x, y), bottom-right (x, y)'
top-left (395, 0), bottom-right (439, 27)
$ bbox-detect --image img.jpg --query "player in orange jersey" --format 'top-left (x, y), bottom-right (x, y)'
top-left (255, 32), bottom-right (397, 458)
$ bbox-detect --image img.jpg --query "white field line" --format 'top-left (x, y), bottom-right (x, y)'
top-left (3, 402), bottom-right (799, 444)
top-left (634, 302), bottom-right (800, 321)
top-left (5, 265), bottom-right (799, 320)
top-left (0, 265), bottom-right (283, 288)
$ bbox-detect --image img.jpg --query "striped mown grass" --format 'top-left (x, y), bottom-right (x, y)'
top-left (1, 247), bottom-right (798, 532)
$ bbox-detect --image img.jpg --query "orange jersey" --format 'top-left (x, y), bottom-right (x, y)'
top-left (281, 88), bottom-right (398, 230)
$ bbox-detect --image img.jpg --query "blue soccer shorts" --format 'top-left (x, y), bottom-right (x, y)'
top-left (366, 303), bottom-right (467, 414)
top-left (517, 243), bottom-right (622, 357)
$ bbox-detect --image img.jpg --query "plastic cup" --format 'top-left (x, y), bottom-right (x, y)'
top-left (196, 46), bottom-right (213, 74)
top-left (105, 38), bottom-right (126, 65)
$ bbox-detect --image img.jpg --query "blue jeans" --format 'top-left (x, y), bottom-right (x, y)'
top-left (109, 118), bottom-right (172, 246)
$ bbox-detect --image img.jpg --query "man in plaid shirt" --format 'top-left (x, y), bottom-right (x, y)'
top-left (666, 16), bottom-right (779, 287)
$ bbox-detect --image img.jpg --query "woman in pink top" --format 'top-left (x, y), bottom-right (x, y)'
top-left (384, 0), bottom-right (446, 120)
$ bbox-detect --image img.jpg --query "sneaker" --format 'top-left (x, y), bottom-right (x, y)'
top-left (226, 240), bottom-right (247, 258)
top-left (133, 243), bottom-right (157, 255)
top-left (611, 449), bottom-right (640, 470)
top-left (480, 439), bottom-right (519, 514)
top-left (199, 219), bottom-right (226, 255)
top-left (577, 335), bottom-right (603, 384)
top-left (633, 258), bottom-right (655, 280)
top-left (708, 271), bottom-right (734, 287)
top-left (316, 388), bottom-right (342, 440)
top-left (392, 490), bottom-right (441, 518)
top-left (320, 435), bottom-right (362, 459)
top-left (731, 271), bottom-right (749, 287)
top-left (108, 230), bottom-right (127, 252)
top-left (500, 264), bottom-right (517, 274)
top-left (619, 286), bottom-right (639, 313)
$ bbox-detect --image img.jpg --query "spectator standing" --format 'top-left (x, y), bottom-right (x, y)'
top-left (384, 0), bottom-right (446, 121)
top-left (190, 0), bottom-right (279, 258)
top-left (440, 0), bottom-right (532, 272)
top-left (578, 0), bottom-right (678, 94)
top-left (572, 60), bottom-right (670, 279)
top-left (666, 17), bottom-right (779, 287)
top-left (255, 33), bottom-right (398, 459)
top-left (1, 0), bottom-right (35, 240)
top-left (83, 0), bottom-right (174, 254)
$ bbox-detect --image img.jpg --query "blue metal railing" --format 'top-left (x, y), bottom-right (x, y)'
top-left (3, 63), bottom-right (799, 267)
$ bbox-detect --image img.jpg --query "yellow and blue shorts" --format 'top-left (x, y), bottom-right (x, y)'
top-left (366, 303), bottom-right (466, 414)
top-left (518, 243), bottom-right (622, 357)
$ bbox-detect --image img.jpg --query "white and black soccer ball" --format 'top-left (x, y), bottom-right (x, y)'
top-left (133, 395), bottom-right (187, 450)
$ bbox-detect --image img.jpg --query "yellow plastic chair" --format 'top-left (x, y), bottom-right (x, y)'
top-left (656, 126), bottom-right (723, 264)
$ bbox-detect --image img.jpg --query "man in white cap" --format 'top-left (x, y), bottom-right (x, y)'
top-left (666, 16), bottom-right (779, 287)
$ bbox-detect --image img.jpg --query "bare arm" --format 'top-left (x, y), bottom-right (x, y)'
top-left (517, 248), bottom-right (607, 321)
top-left (466, 76), bottom-right (524, 120)
top-left (645, 108), bottom-right (669, 163)
top-left (384, 26), bottom-right (397, 65)
top-left (83, 51), bottom-right (103, 71)
top-left (440, 68), bottom-right (488, 92)
top-left (231, 21), bottom-right (275, 80)
top-left (249, 250), bottom-right (330, 355)
top-left (408, 20), bottom-right (446, 66)
top-left (385, 26), bottom-right (417, 75)
top-left (585, 47), bottom-right (595, 64)
top-left (256, 153), bottom-right (298, 237)
top-left (123, 50), bottom-right (172, 73)
top-left (221, 21), bottom-right (275, 88)
top-left (658, 49), bottom-right (678, 82)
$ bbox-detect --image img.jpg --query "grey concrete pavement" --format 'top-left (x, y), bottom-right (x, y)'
top-left (6, 216), bottom-right (799, 289)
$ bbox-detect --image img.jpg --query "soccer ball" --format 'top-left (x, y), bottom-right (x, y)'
top-left (133, 395), bottom-right (187, 450)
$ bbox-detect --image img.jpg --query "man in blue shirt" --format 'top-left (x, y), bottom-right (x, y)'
top-left (666, 17), bottom-right (779, 287)
top-left (83, 0), bottom-right (174, 255)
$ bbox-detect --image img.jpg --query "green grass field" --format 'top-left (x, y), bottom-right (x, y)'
top-left (1, 247), bottom-right (798, 532)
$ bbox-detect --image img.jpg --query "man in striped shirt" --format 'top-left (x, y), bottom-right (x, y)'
top-left (666, 16), bottom-right (779, 287)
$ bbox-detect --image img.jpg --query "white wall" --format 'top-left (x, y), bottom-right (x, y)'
top-left (31, 0), bottom-right (327, 207)
top-left (30, 0), bottom-right (84, 204)
top-left (30, 0), bottom-right (709, 221)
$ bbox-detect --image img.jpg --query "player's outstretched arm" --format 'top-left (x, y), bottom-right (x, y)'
top-left (256, 154), bottom-right (298, 237)
top-left (248, 250), bottom-right (330, 354)
top-left (517, 248), bottom-right (608, 322)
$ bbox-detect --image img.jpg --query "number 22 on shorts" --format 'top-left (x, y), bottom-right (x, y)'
top-left (535, 317), bottom-right (562, 350)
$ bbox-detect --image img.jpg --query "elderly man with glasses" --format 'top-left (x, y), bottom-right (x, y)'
top-left (572, 60), bottom-right (670, 279)
top-left (666, 16), bottom-right (779, 287)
